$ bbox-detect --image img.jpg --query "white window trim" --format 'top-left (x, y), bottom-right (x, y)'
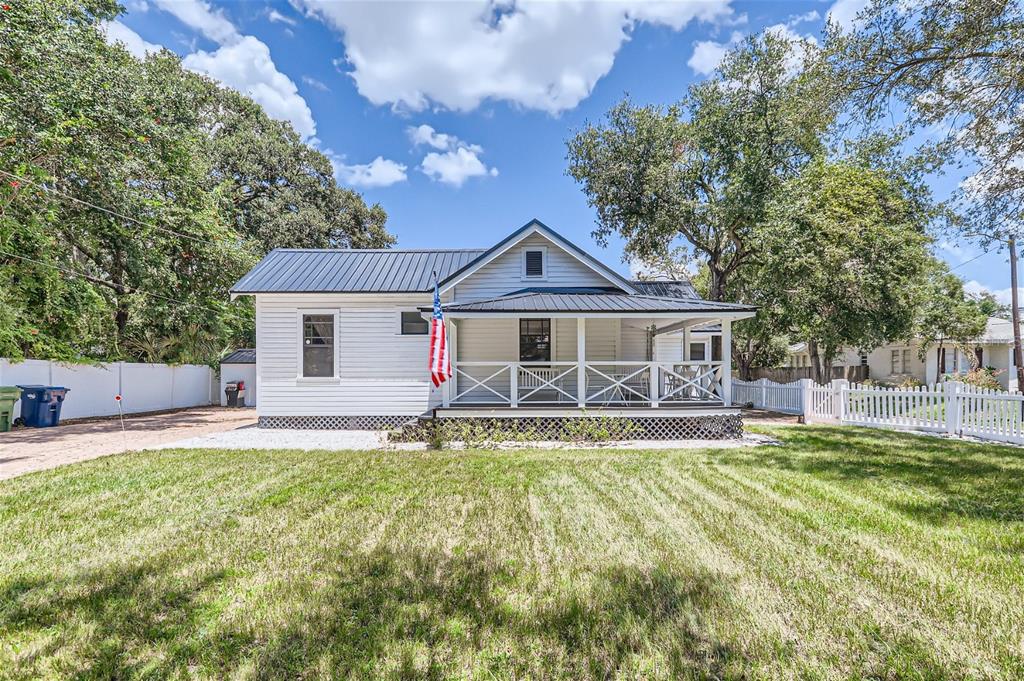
top-left (296, 309), bottom-right (339, 382)
top-left (687, 340), bottom-right (710, 362)
top-left (396, 309), bottom-right (430, 336)
top-left (520, 246), bottom-right (548, 281)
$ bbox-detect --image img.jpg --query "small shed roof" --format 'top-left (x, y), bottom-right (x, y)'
top-left (221, 348), bottom-right (256, 364)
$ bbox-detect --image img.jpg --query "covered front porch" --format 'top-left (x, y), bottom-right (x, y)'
top-left (433, 306), bottom-right (748, 413)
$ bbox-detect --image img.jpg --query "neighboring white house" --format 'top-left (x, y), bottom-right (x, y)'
top-left (229, 219), bottom-right (756, 431)
top-left (787, 317), bottom-right (1022, 390)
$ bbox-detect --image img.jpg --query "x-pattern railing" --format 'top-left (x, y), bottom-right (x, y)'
top-left (660, 363), bottom-right (721, 402)
top-left (585, 364), bottom-right (650, 404)
top-left (454, 364), bottom-right (511, 404)
top-left (518, 365), bottom-right (577, 403)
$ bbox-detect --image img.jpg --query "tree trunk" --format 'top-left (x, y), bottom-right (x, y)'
top-left (808, 340), bottom-right (824, 385)
top-left (1010, 236), bottom-right (1024, 393)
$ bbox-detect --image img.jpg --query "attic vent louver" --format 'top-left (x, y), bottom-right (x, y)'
top-left (525, 250), bottom-right (544, 277)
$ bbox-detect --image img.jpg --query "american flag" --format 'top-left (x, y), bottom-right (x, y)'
top-left (429, 277), bottom-right (451, 387)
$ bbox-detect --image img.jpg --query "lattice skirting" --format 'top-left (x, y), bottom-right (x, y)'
top-left (390, 414), bottom-right (743, 442)
top-left (258, 415), bottom-right (419, 430)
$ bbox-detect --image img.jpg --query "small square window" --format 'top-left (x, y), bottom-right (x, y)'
top-left (400, 311), bottom-right (429, 335)
top-left (689, 342), bottom-right (706, 361)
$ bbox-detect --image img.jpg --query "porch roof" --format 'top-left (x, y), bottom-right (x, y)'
top-left (426, 291), bottom-right (756, 314)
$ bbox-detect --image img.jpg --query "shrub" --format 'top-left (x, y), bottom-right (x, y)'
top-left (956, 367), bottom-right (1003, 392)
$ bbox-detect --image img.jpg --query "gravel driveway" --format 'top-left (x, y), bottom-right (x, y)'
top-left (0, 407), bottom-right (256, 480)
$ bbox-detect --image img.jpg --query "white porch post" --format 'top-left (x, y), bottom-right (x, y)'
top-left (577, 317), bottom-right (586, 407)
top-left (722, 319), bottom-right (732, 406)
top-left (443, 318), bottom-right (456, 407)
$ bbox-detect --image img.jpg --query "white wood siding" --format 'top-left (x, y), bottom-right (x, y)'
top-left (256, 293), bottom-right (436, 416)
top-left (453, 233), bottom-right (614, 300)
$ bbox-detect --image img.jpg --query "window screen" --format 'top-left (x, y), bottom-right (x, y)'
top-left (519, 319), bottom-right (551, 362)
top-left (401, 311), bottom-right (429, 335)
top-left (302, 314), bottom-right (335, 377)
top-left (524, 250), bottom-right (544, 277)
top-left (689, 342), bottom-right (707, 361)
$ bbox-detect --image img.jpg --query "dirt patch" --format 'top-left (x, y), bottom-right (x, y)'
top-left (0, 407), bottom-right (256, 480)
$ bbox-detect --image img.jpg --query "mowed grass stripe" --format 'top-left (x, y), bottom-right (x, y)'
top-left (1, 428), bottom-right (1023, 678)
top-left (688, 463), bottom-right (1006, 677)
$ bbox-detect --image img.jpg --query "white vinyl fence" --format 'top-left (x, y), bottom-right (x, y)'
top-left (733, 378), bottom-right (804, 414)
top-left (0, 358), bottom-right (216, 421)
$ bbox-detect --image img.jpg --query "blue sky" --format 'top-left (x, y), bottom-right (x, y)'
top-left (107, 0), bottom-right (1011, 301)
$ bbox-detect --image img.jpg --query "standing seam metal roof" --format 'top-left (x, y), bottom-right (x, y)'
top-left (427, 292), bottom-right (756, 314)
top-left (230, 249), bottom-right (487, 294)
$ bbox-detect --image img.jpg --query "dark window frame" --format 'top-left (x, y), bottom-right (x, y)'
top-left (519, 318), bottom-right (552, 363)
top-left (400, 311), bottom-right (429, 335)
top-left (301, 313), bottom-right (336, 378)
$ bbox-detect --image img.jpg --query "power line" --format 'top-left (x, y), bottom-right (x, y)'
top-left (949, 248), bottom-right (991, 271)
top-left (0, 169), bottom-right (244, 249)
top-left (0, 249), bottom-right (252, 325)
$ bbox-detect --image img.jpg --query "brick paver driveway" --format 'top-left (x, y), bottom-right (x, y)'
top-left (0, 407), bottom-right (257, 480)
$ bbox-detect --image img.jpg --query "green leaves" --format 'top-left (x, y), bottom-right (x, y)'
top-left (0, 0), bottom-right (394, 364)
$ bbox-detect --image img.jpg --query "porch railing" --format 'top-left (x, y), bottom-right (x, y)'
top-left (448, 361), bottom-right (725, 407)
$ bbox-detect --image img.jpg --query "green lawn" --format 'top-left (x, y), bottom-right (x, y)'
top-left (1, 427), bottom-right (1022, 680)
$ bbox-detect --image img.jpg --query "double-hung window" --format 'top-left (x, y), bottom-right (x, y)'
top-left (519, 319), bottom-right (551, 362)
top-left (301, 313), bottom-right (335, 378)
top-left (890, 348), bottom-right (910, 375)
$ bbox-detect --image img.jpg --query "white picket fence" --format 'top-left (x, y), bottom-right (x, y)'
top-left (0, 358), bottom-right (216, 421)
top-left (733, 378), bottom-right (804, 414)
top-left (737, 376), bottom-right (1024, 445)
top-left (800, 379), bottom-right (1024, 445)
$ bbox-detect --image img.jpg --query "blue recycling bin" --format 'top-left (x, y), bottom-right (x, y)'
top-left (17, 385), bottom-right (70, 428)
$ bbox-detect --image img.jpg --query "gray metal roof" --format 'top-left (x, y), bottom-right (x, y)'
top-left (221, 348), bottom-right (256, 364)
top-left (231, 249), bottom-right (486, 294)
top-left (631, 280), bottom-right (699, 299)
top-left (429, 292), bottom-right (756, 314)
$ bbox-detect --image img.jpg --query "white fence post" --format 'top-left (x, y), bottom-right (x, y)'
top-left (831, 378), bottom-right (849, 423)
top-left (760, 378), bottom-right (768, 409)
top-left (799, 378), bottom-right (813, 418)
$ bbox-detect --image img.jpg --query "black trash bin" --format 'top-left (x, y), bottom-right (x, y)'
top-left (225, 381), bottom-right (245, 407)
top-left (17, 385), bottom-right (70, 428)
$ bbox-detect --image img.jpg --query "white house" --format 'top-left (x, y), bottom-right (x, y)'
top-left (230, 220), bottom-right (756, 435)
top-left (787, 317), bottom-right (1022, 390)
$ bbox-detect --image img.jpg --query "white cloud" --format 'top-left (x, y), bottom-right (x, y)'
top-left (405, 125), bottom-right (497, 187)
top-left (407, 124), bottom-right (457, 151)
top-left (141, 1), bottom-right (314, 139)
top-left (964, 280), bottom-right (1021, 306)
top-left (332, 156), bottom-right (408, 188)
top-left (294, 0), bottom-right (734, 113)
top-left (786, 10), bottom-right (820, 27)
top-left (152, 0), bottom-right (239, 45)
top-left (687, 31), bottom-right (742, 76)
top-left (421, 147), bottom-right (499, 187)
top-left (302, 75), bottom-right (329, 92)
top-left (267, 8), bottom-right (298, 26)
top-left (103, 21), bottom-right (163, 58)
top-left (183, 36), bottom-right (316, 139)
top-left (827, 0), bottom-right (869, 31)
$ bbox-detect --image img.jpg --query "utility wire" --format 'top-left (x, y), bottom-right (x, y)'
top-left (0, 168), bottom-right (244, 250)
top-left (0, 249), bottom-right (252, 325)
